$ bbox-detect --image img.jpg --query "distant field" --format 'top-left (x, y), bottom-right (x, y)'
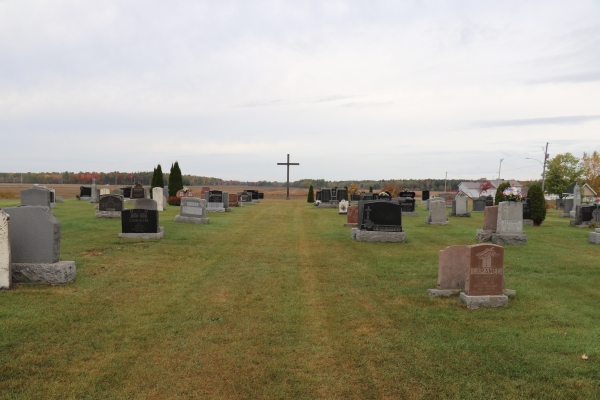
top-left (0, 198), bottom-right (598, 398)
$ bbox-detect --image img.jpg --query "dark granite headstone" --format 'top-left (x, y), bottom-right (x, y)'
top-left (473, 198), bottom-right (487, 212)
top-left (580, 205), bottom-right (595, 223)
top-left (121, 209), bottom-right (159, 233)
top-left (398, 198), bottom-right (415, 212)
top-left (208, 190), bottom-right (223, 203)
top-left (422, 190), bottom-right (430, 201)
top-left (21, 186), bottom-right (51, 207)
top-left (350, 193), bottom-right (361, 201)
top-left (238, 192), bottom-right (253, 203)
top-left (258, 193), bottom-right (264, 200)
top-left (315, 191), bottom-right (322, 201)
top-left (49, 190), bottom-right (55, 203)
top-left (321, 189), bottom-right (332, 203)
top-left (485, 196), bottom-right (494, 207)
top-left (361, 192), bottom-right (375, 201)
top-left (121, 187), bottom-right (132, 198)
top-left (246, 190), bottom-right (259, 200)
top-left (80, 186), bottom-right (92, 198)
top-left (399, 191), bottom-right (416, 198)
top-left (337, 189), bottom-right (347, 201)
top-left (522, 198), bottom-right (531, 220)
top-left (99, 195), bottom-right (124, 211)
top-left (130, 183), bottom-right (145, 199)
top-left (358, 201), bottom-right (403, 232)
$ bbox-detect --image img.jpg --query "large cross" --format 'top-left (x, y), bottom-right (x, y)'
top-left (277, 154), bottom-right (300, 200)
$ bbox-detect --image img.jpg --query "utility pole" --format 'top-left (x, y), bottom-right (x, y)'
top-left (444, 172), bottom-right (447, 192)
top-left (498, 158), bottom-right (505, 180)
top-left (542, 142), bottom-right (549, 193)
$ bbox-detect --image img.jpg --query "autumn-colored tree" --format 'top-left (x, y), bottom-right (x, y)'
top-left (478, 181), bottom-right (493, 197)
top-left (348, 183), bottom-right (360, 196)
top-left (581, 151), bottom-right (600, 193)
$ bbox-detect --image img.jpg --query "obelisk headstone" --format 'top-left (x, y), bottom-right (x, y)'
top-left (0, 211), bottom-right (10, 290)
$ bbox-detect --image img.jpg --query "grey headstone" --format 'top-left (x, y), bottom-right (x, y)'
top-left (3, 206), bottom-right (60, 263)
top-left (91, 179), bottom-right (98, 202)
top-left (98, 195), bottom-right (124, 211)
top-left (0, 211), bottom-right (10, 289)
top-left (153, 187), bottom-right (165, 211)
top-left (20, 186), bottom-right (51, 208)
top-left (163, 186), bottom-right (169, 199)
top-left (574, 184), bottom-right (581, 207)
top-left (427, 200), bottom-right (448, 225)
top-left (496, 201), bottom-right (523, 234)
top-left (180, 198), bottom-right (207, 218)
top-left (564, 198), bottom-right (574, 213)
top-left (134, 199), bottom-right (158, 210)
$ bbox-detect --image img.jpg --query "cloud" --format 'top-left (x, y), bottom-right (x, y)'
top-left (472, 115), bottom-right (600, 129)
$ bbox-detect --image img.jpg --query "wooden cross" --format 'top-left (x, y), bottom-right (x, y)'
top-left (277, 154), bottom-right (300, 200)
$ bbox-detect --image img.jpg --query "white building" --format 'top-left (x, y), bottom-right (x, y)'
top-left (458, 179), bottom-right (522, 199)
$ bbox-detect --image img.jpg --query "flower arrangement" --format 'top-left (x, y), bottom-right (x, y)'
top-left (378, 191), bottom-right (391, 198)
top-left (594, 197), bottom-right (600, 206)
top-left (502, 187), bottom-right (522, 202)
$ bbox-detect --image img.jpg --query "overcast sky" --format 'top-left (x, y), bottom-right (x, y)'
top-left (1, 1), bottom-right (599, 182)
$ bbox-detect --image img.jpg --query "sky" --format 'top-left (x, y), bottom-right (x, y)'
top-left (1, 1), bottom-right (599, 182)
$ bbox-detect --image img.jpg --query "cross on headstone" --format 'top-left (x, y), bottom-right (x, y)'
top-left (277, 154), bottom-right (299, 200)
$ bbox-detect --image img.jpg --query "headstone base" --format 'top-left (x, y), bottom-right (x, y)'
top-left (95, 211), bottom-right (121, 219)
top-left (343, 223), bottom-right (358, 227)
top-left (523, 219), bottom-right (533, 226)
top-left (174, 216), bottom-right (210, 224)
top-left (351, 228), bottom-right (406, 243)
top-left (402, 212), bottom-right (419, 217)
top-left (119, 227), bottom-right (164, 239)
top-left (589, 230), bottom-right (600, 244)
top-left (206, 208), bottom-right (226, 213)
top-left (558, 213), bottom-right (571, 218)
top-left (427, 289), bottom-right (460, 297)
top-left (79, 196), bottom-right (90, 201)
top-left (460, 292), bottom-right (508, 309)
top-left (491, 233), bottom-right (527, 245)
top-left (315, 203), bottom-right (338, 208)
top-left (449, 212), bottom-right (471, 217)
top-left (476, 229), bottom-right (494, 243)
top-left (12, 261), bottom-right (76, 285)
top-left (426, 216), bottom-right (448, 225)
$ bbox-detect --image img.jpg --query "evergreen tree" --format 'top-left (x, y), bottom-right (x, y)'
top-left (494, 182), bottom-right (511, 205)
top-left (307, 185), bottom-right (314, 202)
top-left (155, 164), bottom-right (164, 188)
top-left (369, 186), bottom-right (373, 192)
top-left (528, 184), bottom-right (546, 225)
top-left (168, 161), bottom-right (184, 197)
top-left (150, 167), bottom-right (157, 189)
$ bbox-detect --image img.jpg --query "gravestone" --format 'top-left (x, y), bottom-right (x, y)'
top-left (351, 201), bottom-right (405, 242)
top-left (20, 186), bottom-right (51, 208)
top-left (485, 196), bottom-right (494, 207)
top-left (177, 189), bottom-right (194, 198)
top-left (246, 190), bottom-right (260, 202)
top-left (3, 206), bottom-right (76, 284)
top-left (152, 187), bottom-right (165, 211)
top-left (134, 199), bottom-right (157, 210)
top-left (437, 193), bottom-right (455, 208)
top-left (555, 198), bottom-right (564, 210)
top-left (426, 199), bottom-right (448, 225)
top-left (315, 191), bottom-right (322, 201)
top-left (491, 201), bottom-right (527, 245)
top-left (238, 192), bottom-right (254, 204)
top-left (589, 228), bottom-right (600, 244)
top-left (450, 193), bottom-right (470, 217)
top-left (120, 209), bottom-right (163, 238)
top-left (96, 194), bottom-right (124, 218)
top-left (228, 193), bottom-right (239, 207)
top-left (163, 186), bottom-right (169, 199)
top-left (571, 205), bottom-right (598, 226)
top-left (130, 182), bottom-right (145, 199)
top-left (351, 193), bottom-right (361, 201)
top-left (522, 198), bottom-right (533, 226)
top-left (572, 184), bottom-right (582, 219)
top-left (344, 205), bottom-right (359, 227)
top-left (361, 192), bottom-right (375, 201)
top-left (472, 197), bottom-right (486, 212)
top-left (0, 211), bottom-right (10, 289)
top-left (175, 198), bottom-right (209, 224)
top-left (399, 191), bottom-right (416, 198)
top-left (111, 189), bottom-right (121, 195)
top-left (90, 179), bottom-right (98, 203)
top-left (122, 187), bottom-right (132, 198)
top-left (461, 244), bottom-right (509, 309)
top-left (427, 245), bottom-right (468, 296)
top-left (476, 205), bottom-right (498, 243)
top-left (201, 187), bottom-right (210, 199)
top-left (560, 199), bottom-right (574, 218)
top-left (422, 190), bottom-right (430, 202)
top-left (339, 200), bottom-right (349, 214)
top-left (396, 197), bottom-right (417, 216)
top-left (49, 188), bottom-right (56, 209)
top-left (258, 193), bottom-right (264, 200)
top-left (80, 186), bottom-right (92, 200)
top-left (100, 188), bottom-right (110, 195)
top-left (207, 190), bottom-right (228, 212)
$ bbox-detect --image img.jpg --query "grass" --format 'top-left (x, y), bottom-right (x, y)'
top-left (0, 199), bottom-right (599, 399)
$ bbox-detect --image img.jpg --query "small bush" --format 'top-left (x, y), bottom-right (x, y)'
top-left (494, 182), bottom-right (511, 205)
top-left (167, 196), bottom-right (180, 206)
top-left (528, 184), bottom-right (546, 225)
top-left (307, 185), bottom-right (314, 203)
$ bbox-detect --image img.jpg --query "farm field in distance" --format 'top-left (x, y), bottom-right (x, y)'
top-left (0, 198), bottom-right (598, 398)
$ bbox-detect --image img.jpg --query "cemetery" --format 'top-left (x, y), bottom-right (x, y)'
top-left (0, 184), bottom-right (599, 398)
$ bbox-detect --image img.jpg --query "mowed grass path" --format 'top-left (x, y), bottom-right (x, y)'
top-left (1, 199), bottom-right (599, 399)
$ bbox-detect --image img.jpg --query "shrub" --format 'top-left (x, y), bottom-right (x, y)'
top-left (528, 183), bottom-right (546, 225)
top-left (167, 196), bottom-right (180, 206)
top-left (168, 162), bottom-right (183, 197)
top-left (307, 185), bottom-right (314, 203)
top-left (494, 182), bottom-right (511, 205)
top-left (369, 186), bottom-right (373, 193)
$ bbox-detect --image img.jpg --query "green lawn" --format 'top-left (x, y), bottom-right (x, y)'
top-left (0, 199), bottom-right (599, 399)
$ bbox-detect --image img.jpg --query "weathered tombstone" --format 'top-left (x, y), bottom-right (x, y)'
top-left (100, 188), bottom-right (110, 195)
top-left (130, 182), bottom-right (145, 199)
top-left (491, 201), bottom-right (527, 245)
top-left (90, 179), bottom-right (99, 203)
top-left (134, 198), bottom-right (157, 210)
top-left (111, 189), bottom-right (121, 195)
top-left (152, 187), bottom-right (165, 211)
top-left (344, 205), bottom-right (359, 227)
top-left (20, 186), bottom-right (51, 208)
top-left (175, 198), bottom-right (209, 224)
top-left (55, 196), bottom-right (63, 203)
top-left (339, 200), bottom-right (349, 214)
top-left (573, 184), bottom-right (582, 215)
top-left (522, 198), bottom-right (533, 226)
top-left (461, 244), bottom-right (509, 309)
top-left (472, 197), bottom-right (487, 212)
top-left (426, 199), bottom-right (448, 225)
top-left (119, 209), bottom-right (163, 238)
top-left (0, 211), bottom-right (10, 289)
top-left (96, 195), bottom-right (124, 218)
top-left (476, 205), bottom-right (499, 243)
top-left (571, 205), bottom-right (598, 226)
top-left (3, 206), bottom-right (76, 284)
top-left (589, 228), bottom-right (600, 244)
top-left (427, 246), bottom-right (469, 296)
top-left (228, 193), bottom-right (239, 207)
top-left (560, 198), bottom-right (574, 218)
top-left (80, 186), bottom-right (92, 200)
top-left (450, 193), bottom-right (470, 217)
top-left (238, 191), bottom-right (254, 204)
top-left (177, 188), bottom-right (194, 198)
top-left (351, 201), bottom-right (405, 242)
top-left (49, 188), bottom-right (56, 209)
top-left (207, 190), bottom-right (228, 212)
top-left (422, 190), bottom-right (430, 203)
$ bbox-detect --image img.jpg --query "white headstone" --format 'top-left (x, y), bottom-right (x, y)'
top-left (153, 187), bottom-right (165, 211)
top-left (427, 199), bottom-right (448, 225)
top-left (455, 193), bottom-right (468, 215)
top-left (100, 188), bottom-right (110, 195)
top-left (574, 184), bottom-right (581, 206)
top-left (339, 200), bottom-right (349, 213)
top-left (0, 211), bottom-right (10, 290)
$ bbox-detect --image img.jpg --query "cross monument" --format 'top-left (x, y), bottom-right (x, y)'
top-left (277, 154), bottom-right (300, 200)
